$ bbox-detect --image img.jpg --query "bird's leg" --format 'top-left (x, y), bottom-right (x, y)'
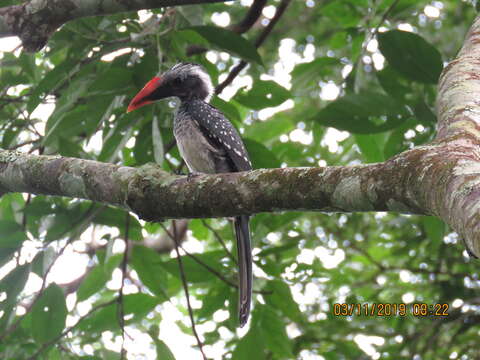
top-left (187, 171), bottom-right (202, 181)
top-left (173, 168), bottom-right (186, 176)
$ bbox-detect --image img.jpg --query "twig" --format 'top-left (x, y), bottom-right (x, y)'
top-left (160, 220), bottom-right (236, 287)
top-left (350, 242), bottom-right (385, 270)
top-left (27, 298), bottom-right (118, 360)
top-left (161, 222), bottom-right (208, 360)
top-left (180, 242), bottom-right (238, 288)
top-left (8, 138), bottom-right (40, 150)
top-left (180, 242), bottom-right (270, 295)
top-left (164, 138), bottom-right (177, 154)
top-left (372, 0), bottom-right (401, 38)
top-left (230, 0), bottom-right (268, 34)
top-left (347, 0), bottom-right (401, 92)
top-left (118, 213), bottom-right (131, 360)
top-left (201, 219), bottom-right (237, 265)
top-left (215, 0), bottom-right (291, 94)
top-left (163, 222), bottom-right (268, 295)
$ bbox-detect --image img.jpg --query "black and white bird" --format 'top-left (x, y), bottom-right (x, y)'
top-left (127, 62), bottom-right (253, 327)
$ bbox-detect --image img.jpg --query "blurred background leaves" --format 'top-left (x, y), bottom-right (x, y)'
top-left (0, 0), bottom-right (478, 359)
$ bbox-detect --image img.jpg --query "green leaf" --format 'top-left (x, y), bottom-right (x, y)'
top-left (130, 246), bottom-right (169, 299)
top-left (153, 338), bottom-right (176, 360)
top-left (32, 246), bottom-right (56, 278)
top-left (376, 66), bottom-right (411, 100)
top-left (27, 60), bottom-right (78, 113)
top-left (234, 80), bottom-right (291, 110)
top-left (184, 26), bottom-right (262, 65)
top-left (197, 283), bottom-right (230, 321)
top-left (265, 280), bottom-right (302, 322)
top-left (161, 250), bottom-right (226, 283)
top-left (79, 294), bottom-right (158, 334)
top-left (0, 264), bottom-right (30, 309)
top-left (43, 72), bottom-right (96, 145)
top-left (77, 303), bottom-right (117, 333)
top-left (19, 52), bottom-right (37, 81)
top-left (0, 248), bottom-right (17, 268)
top-left (232, 321), bottom-right (266, 360)
top-left (383, 127), bottom-right (407, 159)
top-left (291, 57), bottom-right (340, 90)
top-left (379, 0), bottom-right (419, 16)
top-left (322, 1), bottom-right (362, 28)
top-left (259, 305), bottom-right (293, 359)
top-left (133, 116), bottom-right (155, 165)
top-left (211, 97), bottom-right (242, 125)
top-left (54, 96), bottom-right (113, 141)
top-left (44, 213), bottom-right (77, 242)
top-left (354, 134), bottom-right (386, 163)
top-left (378, 30), bottom-right (443, 84)
top-left (312, 92), bottom-right (410, 133)
top-left (244, 139), bottom-right (281, 169)
top-left (0, 220), bottom-right (27, 248)
top-left (123, 293), bottom-right (158, 317)
top-left (93, 208), bottom-right (143, 242)
top-left (383, 117), bottom-right (417, 159)
top-left (422, 217), bottom-right (445, 243)
top-left (245, 113), bottom-right (295, 143)
top-left (178, 4), bottom-right (204, 26)
top-left (46, 347), bottom-right (62, 360)
top-left (413, 100), bottom-right (436, 125)
top-left (77, 265), bottom-right (110, 302)
top-left (31, 284), bottom-right (67, 343)
top-left (90, 67), bottom-right (132, 93)
top-left (98, 113), bottom-right (135, 163)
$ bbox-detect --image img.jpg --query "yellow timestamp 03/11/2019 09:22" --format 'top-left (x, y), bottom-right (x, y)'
top-left (332, 303), bottom-right (449, 317)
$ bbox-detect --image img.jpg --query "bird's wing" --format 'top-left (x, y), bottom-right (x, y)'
top-left (188, 100), bottom-right (252, 172)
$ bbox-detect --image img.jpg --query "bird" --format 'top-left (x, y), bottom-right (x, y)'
top-left (127, 62), bottom-right (253, 327)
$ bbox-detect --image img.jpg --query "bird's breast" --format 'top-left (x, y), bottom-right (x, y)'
top-left (174, 115), bottom-right (222, 174)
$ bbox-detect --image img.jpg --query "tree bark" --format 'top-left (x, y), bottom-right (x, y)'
top-left (0, 0), bottom-right (229, 51)
top-left (432, 15), bottom-right (480, 258)
top-left (0, 142), bottom-right (469, 249)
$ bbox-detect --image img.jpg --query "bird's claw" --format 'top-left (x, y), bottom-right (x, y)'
top-left (187, 172), bottom-right (201, 181)
top-left (173, 168), bottom-right (186, 176)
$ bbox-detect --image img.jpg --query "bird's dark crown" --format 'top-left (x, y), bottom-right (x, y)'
top-left (154, 62), bottom-right (213, 102)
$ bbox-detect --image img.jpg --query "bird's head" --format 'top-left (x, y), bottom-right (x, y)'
top-left (127, 63), bottom-right (213, 112)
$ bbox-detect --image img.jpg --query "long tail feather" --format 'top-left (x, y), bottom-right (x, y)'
top-left (234, 215), bottom-right (252, 327)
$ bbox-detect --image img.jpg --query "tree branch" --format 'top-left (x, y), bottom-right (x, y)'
top-left (0, 138), bottom-right (475, 254)
top-left (432, 14), bottom-right (480, 257)
top-left (1, 8), bottom-right (480, 262)
top-left (0, 0), bottom-right (230, 52)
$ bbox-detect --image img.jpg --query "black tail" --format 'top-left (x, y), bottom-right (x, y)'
top-left (234, 215), bottom-right (252, 327)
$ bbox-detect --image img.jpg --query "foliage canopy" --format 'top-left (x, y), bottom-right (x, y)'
top-left (0, 0), bottom-right (478, 359)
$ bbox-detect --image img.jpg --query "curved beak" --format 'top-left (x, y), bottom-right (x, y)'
top-left (127, 76), bottom-right (162, 112)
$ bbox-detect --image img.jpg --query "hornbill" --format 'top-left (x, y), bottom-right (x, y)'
top-left (127, 63), bottom-right (253, 327)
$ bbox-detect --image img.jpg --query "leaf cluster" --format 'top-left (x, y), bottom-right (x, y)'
top-left (0, 0), bottom-right (479, 359)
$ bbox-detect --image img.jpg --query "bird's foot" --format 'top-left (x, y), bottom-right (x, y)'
top-left (187, 172), bottom-right (202, 181)
top-left (174, 169), bottom-right (186, 176)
